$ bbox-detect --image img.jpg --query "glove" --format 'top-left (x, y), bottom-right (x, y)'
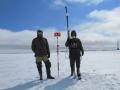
top-left (67, 38), bottom-right (70, 42)
top-left (48, 53), bottom-right (50, 58)
top-left (82, 52), bottom-right (84, 56)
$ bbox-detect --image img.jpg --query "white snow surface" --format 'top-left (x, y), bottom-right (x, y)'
top-left (0, 51), bottom-right (120, 90)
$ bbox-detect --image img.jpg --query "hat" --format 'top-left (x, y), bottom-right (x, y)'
top-left (37, 30), bottom-right (43, 34)
top-left (71, 30), bottom-right (76, 37)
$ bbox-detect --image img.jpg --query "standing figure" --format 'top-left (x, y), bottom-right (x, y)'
top-left (65, 30), bottom-right (84, 80)
top-left (32, 30), bottom-right (55, 80)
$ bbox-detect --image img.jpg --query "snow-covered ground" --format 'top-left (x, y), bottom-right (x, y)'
top-left (0, 51), bottom-right (120, 90)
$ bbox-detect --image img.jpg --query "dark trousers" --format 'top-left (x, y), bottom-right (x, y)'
top-left (36, 60), bottom-right (51, 78)
top-left (69, 55), bottom-right (81, 76)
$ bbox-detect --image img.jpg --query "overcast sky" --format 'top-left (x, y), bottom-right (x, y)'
top-left (0, 0), bottom-right (120, 49)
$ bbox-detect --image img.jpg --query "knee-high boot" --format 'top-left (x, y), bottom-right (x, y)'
top-left (44, 60), bottom-right (55, 79)
top-left (36, 62), bottom-right (43, 80)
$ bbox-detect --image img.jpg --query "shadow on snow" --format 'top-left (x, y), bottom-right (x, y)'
top-left (44, 76), bottom-right (77, 90)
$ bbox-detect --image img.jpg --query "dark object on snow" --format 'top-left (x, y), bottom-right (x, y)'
top-left (65, 30), bottom-right (84, 78)
top-left (31, 30), bottom-right (54, 80)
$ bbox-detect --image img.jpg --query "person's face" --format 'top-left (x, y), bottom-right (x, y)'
top-left (71, 35), bottom-right (76, 38)
top-left (71, 33), bottom-right (76, 38)
top-left (37, 32), bottom-right (43, 38)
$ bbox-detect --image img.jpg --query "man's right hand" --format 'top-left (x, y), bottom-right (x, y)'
top-left (82, 52), bottom-right (84, 56)
top-left (48, 53), bottom-right (50, 58)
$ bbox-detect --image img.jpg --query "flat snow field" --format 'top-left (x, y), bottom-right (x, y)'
top-left (0, 51), bottom-right (120, 90)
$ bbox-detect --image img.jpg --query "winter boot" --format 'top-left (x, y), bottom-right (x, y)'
top-left (45, 60), bottom-right (55, 79)
top-left (40, 72), bottom-right (43, 80)
top-left (77, 68), bottom-right (81, 80)
top-left (78, 74), bottom-right (81, 80)
top-left (47, 76), bottom-right (55, 79)
top-left (40, 77), bottom-right (43, 80)
top-left (39, 68), bottom-right (43, 80)
top-left (36, 62), bottom-right (43, 80)
top-left (70, 63), bottom-right (75, 76)
top-left (70, 70), bottom-right (73, 76)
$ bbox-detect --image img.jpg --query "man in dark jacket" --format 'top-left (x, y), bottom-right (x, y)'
top-left (32, 30), bottom-right (54, 80)
top-left (65, 30), bottom-right (84, 80)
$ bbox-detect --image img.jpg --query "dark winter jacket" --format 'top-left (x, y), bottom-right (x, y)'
top-left (65, 38), bottom-right (84, 58)
top-left (32, 37), bottom-right (50, 57)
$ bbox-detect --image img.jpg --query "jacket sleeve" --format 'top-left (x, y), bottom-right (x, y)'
top-left (79, 40), bottom-right (84, 56)
top-left (45, 39), bottom-right (50, 58)
top-left (65, 38), bottom-right (70, 47)
top-left (31, 39), bottom-right (35, 53)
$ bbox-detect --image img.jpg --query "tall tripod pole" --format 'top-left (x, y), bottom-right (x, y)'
top-left (54, 32), bottom-right (61, 77)
top-left (57, 37), bottom-right (60, 77)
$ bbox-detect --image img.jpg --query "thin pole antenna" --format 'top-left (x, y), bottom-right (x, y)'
top-left (65, 6), bottom-right (70, 38)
